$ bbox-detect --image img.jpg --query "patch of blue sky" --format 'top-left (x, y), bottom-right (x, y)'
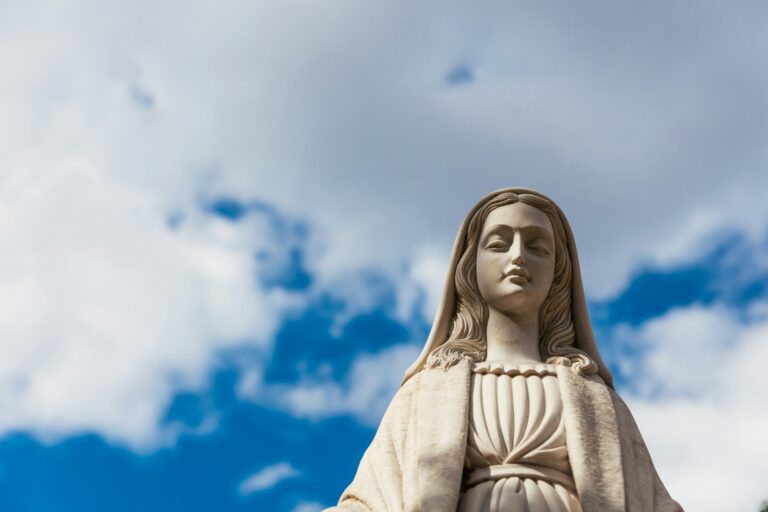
top-left (0, 402), bottom-right (366, 510)
top-left (265, 279), bottom-right (414, 384)
top-left (0, 354), bottom-right (360, 509)
top-left (256, 246), bottom-right (312, 291)
top-left (207, 197), bottom-right (248, 221)
top-left (590, 227), bottom-right (768, 389)
top-left (166, 211), bottom-right (185, 230)
top-left (205, 197), bottom-right (293, 224)
top-left (445, 64), bottom-right (474, 86)
top-left (591, 265), bottom-right (716, 327)
top-left (129, 84), bottom-right (155, 109)
top-left (162, 391), bottom-right (209, 430)
top-left (204, 196), bottom-right (313, 291)
top-left (592, 229), bottom-right (768, 327)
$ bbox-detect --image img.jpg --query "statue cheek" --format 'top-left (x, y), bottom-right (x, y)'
top-left (477, 268), bottom-right (493, 296)
top-left (476, 255), bottom-right (494, 282)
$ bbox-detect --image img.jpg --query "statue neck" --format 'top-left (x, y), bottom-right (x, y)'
top-left (484, 307), bottom-right (542, 365)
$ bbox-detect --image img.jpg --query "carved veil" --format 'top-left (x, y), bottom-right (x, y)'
top-left (403, 187), bottom-right (613, 387)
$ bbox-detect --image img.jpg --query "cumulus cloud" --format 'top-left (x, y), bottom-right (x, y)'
top-left (0, 167), bottom-right (302, 449)
top-left (616, 303), bottom-right (768, 511)
top-left (268, 343), bottom-right (421, 426)
top-left (238, 462), bottom-right (299, 495)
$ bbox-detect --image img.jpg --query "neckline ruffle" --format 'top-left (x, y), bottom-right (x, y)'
top-left (472, 360), bottom-right (559, 376)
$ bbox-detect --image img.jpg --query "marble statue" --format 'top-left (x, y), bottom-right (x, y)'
top-left (327, 188), bottom-right (682, 512)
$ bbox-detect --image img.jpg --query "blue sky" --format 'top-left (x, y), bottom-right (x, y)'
top-left (1, 1), bottom-right (767, 511)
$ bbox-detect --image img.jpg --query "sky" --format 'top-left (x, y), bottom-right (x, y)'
top-left (0, 1), bottom-right (767, 510)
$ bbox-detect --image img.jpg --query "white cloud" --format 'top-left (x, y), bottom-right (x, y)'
top-left (616, 303), bottom-right (768, 511)
top-left (0, 166), bottom-right (302, 449)
top-left (1, 0), bottom-right (768, 459)
top-left (269, 343), bottom-right (421, 426)
top-left (616, 305), bottom-right (741, 398)
top-left (238, 462), bottom-right (299, 496)
top-left (396, 246), bottom-right (450, 325)
top-left (1, 0), bottom-right (767, 303)
top-left (292, 502), bottom-right (325, 512)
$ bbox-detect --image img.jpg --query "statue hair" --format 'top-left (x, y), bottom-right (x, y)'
top-left (425, 192), bottom-right (597, 375)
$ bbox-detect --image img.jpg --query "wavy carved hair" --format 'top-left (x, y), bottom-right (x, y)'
top-left (425, 192), bottom-right (597, 375)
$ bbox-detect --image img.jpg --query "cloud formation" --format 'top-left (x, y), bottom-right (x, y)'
top-left (0, 168), bottom-right (302, 448)
top-left (265, 343), bottom-right (421, 426)
top-left (3, 0), bottom-right (767, 300)
top-left (0, 6), bottom-right (767, 512)
top-left (238, 462), bottom-right (299, 496)
top-left (618, 303), bottom-right (768, 511)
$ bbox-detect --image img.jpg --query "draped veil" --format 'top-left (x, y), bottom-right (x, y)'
top-left (402, 187), bottom-right (613, 387)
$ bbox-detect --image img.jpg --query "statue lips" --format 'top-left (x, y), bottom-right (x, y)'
top-left (503, 267), bottom-right (530, 284)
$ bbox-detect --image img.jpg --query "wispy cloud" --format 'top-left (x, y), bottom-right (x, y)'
top-left (238, 462), bottom-right (299, 496)
top-left (260, 343), bottom-right (420, 426)
top-left (292, 502), bottom-right (325, 512)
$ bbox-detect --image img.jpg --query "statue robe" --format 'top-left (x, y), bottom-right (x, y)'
top-left (326, 358), bottom-right (682, 512)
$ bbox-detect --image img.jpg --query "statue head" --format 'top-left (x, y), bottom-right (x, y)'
top-left (426, 191), bottom-right (597, 375)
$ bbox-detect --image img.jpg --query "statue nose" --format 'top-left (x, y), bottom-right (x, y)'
top-left (509, 237), bottom-right (525, 264)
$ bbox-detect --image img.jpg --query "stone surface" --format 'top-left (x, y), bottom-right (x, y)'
top-left (328, 188), bottom-right (682, 511)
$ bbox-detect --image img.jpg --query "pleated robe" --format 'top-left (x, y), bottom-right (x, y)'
top-left (326, 358), bottom-right (683, 512)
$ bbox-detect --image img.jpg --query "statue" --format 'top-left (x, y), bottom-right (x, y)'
top-left (328, 188), bottom-right (682, 511)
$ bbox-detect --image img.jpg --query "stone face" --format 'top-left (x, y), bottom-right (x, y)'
top-left (328, 188), bottom-right (683, 512)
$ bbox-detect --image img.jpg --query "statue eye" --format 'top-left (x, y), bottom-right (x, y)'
top-left (486, 241), bottom-right (509, 251)
top-left (527, 238), bottom-right (551, 256)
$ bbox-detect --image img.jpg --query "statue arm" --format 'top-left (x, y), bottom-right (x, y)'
top-left (325, 377), bottom-right (419, 512)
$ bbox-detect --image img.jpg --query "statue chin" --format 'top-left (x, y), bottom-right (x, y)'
top-left (485, 292), bottom-right (542, 317)
top-left (328, 188), bottom-right (683, 512)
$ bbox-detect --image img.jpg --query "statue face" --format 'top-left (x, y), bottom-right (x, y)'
top-left (475, 202), bottom-right (556, 317)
